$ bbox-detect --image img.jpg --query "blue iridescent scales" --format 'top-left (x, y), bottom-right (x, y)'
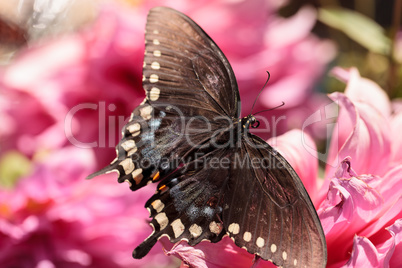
top-left (87, 6), bottom-right (327, 268)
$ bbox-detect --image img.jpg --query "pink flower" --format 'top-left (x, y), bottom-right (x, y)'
top-left (316, 68), bottom-right (402, 267)
top-left (1, 5), bottom-right (146, 168)
top-left (0, 1), bottom-right (335, 267)
top-left (159, 69), bottom-right (402, 267)
top-left (0, 5), bottom-right (173, 267)
top-left (0, 147), bottom-right (170, 267)
top-left (323, 68), bottom-right (392, 179)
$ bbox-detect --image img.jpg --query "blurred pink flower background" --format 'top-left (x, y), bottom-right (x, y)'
top-left (1, 0), bottom-right (400, 267)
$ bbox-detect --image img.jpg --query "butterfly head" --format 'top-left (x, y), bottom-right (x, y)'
top-left (242, 115), bottom-right (260, 130)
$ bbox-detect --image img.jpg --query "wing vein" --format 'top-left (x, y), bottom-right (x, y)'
top-left (190, 59), bottom-right (230, 117)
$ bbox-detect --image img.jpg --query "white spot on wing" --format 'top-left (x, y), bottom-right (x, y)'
top-left (171, 219), bottom-right (185, 238)
top-left (228, 223), bottom-right (240, 235)
top-left (140, 105), bottom-right (153, 120)
top-left (121, 140), bottom-right (136, 151)
top-left (282, 251), bottom-right (287, 260)
top-left (127, 148), bottom-right (137, 156)
top-left (151, 199), bottom-right (164, 213)
top-left (127, 123), bottom-right (141, 136)
top-left (132, 169), bottom-right (143, 184)
top-left (256, 237), bottom-right (265, 248)
top-left (105, 169), bottom-right (119, 175)
top-left (151, 62), bottom-right (160, 70)
top-left (271, 244), bottom-right (277, 253)
top-left (189, 224), bottom-right (202, 238)
top-left (149, 74), bottom-right (159, 83)
top-left (153, 39), bottom-right (160, 45)
top-left (155, 213), bottom-right (168, 230)
top-left (209, 221), bottom-right (222, 235)
top-left (119, 158), bottom-right (134, 175)
top-left (149, 87), bottom-right (160, 101)
top-left (243, 232), bottom-right (251, 242)
top-left (153, 50), bottom-right (161, 57)
top-left (129, 112), bottom-right (134, 121)
top-left (294, 259), bottom-right (297, 266)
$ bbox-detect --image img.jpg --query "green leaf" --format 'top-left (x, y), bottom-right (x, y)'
top-left (318, 7), bottom-right (391, 55)
top-left (0, 151), bottom-right (32, 189)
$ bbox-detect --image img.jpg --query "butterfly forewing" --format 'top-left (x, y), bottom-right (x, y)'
top-left (143, 7), bottom-right (240, 118)
top-left (88, 6), bottom-right (239, 189)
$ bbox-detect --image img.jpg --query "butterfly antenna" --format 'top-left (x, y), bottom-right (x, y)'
top-left (253, 101), bottom-right (285, 115)
top-left (250, 71), bottom-right (271, 115)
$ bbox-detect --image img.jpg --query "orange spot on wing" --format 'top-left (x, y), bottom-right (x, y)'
top-left (152, 171), bottom-right (160, 181)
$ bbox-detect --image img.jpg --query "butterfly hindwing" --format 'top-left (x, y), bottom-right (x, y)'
top-left (131, 130), bottom-right (327, 267)
top-left (133, 147), bottom-right (230, 258)
top-left (222, 135), bottom-right (327, 267)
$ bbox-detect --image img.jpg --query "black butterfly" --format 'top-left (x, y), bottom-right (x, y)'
top-left (88, 6), bottom-right (327, 268)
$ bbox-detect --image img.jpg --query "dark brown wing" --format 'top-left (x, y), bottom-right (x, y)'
top-left (143, 6), bottom-right (240, 118)
top-left (222, 135), bottom-right (327, 267)
top-left (132, 147), bottom-right (230, 258)
top-left (88, 6), bottom-right (239, 190)
top-left (87, 102), bottom-right (228, 191)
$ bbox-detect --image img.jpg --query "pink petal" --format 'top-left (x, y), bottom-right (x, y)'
top-left (391, 99), bottom-right (402, 114)
top-left (342, 236), bottom-right (380, 268)
top-left (319, 158), bottom-right (383, 263)
top-left (259, 40), bottom-right (335, 109)
top-left (343, 219), bottom-right (402, 268)
top-left (265, 6), bottom-right (317, 48)
top-left (163, 236), bottom-right (276, 268)
top-left (325, 92), bottom-right (391, 180)
top-left (390, 103), bottom-right (402, 165)
top-left (268, 129), bottom-right (319, 203)
top-left (387, 219), bottom-right (402, 267)
top-left (331, 67), bottom-right (391, 117)
top-left (360, 165), bottom-right (402, 237)
top-left (375, 165), bottom-right (402, 214)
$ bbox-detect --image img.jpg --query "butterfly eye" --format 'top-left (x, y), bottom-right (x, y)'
top-left (251, 119), bottom-right (260, 128)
